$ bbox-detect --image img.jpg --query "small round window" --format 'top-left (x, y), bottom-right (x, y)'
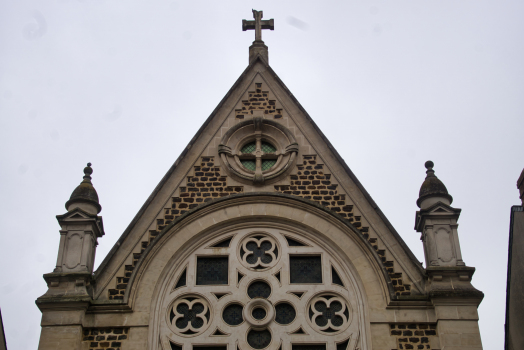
top-left (240, 141), bottom-right (277, 172)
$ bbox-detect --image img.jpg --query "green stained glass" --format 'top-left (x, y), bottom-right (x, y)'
top-left (261, 159), bottom-right (276, 171)
top-left (261, 142), bottom-right (276, 153)
top-left (241, 159), bottom-right (256, 171)
top-left (241, 142), bottom-right (256, 154)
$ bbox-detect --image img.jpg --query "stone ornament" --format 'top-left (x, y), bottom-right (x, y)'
top-left (218, 116), bottom-right (298, 184)
top-left (239, 234), bottom-right (280, 270)
top-left (168, 295), bottom-right (212, 336)
top-left (307, 293), bottom-right (352, 334)
top-left (243, 298), bottom-right (275, 329)
top-left (159, 228), bottom-right (359, 350)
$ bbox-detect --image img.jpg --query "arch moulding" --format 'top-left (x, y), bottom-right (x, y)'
top-left (124, 194), bottom-right (393, 350)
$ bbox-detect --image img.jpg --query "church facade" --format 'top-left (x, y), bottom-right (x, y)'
top-left (36, 11), bottom-right (484, 350)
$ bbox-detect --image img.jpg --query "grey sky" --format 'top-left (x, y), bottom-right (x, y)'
top-left (1, 1), bottom-right (523, 349)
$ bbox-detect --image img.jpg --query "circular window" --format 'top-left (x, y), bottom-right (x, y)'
top-left (247, 329), bottom-right (272, 349)
top-left (247, 281), bottom-right (272, 299)
top-left (223, 303), bottom-right (244, 326)
top-left (239, 141), bottom-right (278, 172)
top-left (218, 117), bottom-right (299, 184)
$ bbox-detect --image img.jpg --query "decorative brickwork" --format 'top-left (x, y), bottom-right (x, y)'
top-left (235, 83), bottom-right (283, 119)
top-left (275, 155), bottom-right (411, 296)
top-left (108, 157), bottom-right (243, 299)
top-left (82, 328), bottom-right (129, 350)
top-left (390, 324), bottom-right (438, 350)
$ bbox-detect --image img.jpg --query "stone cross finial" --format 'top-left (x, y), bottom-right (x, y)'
top-left (243, 9), bottom-right (274, 42)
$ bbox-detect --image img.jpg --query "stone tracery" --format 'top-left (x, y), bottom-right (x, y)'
top-left (159, 228), bottom-right (361, 350)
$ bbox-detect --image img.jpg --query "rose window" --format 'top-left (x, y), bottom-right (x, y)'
top-left (160, 229), bottom-right (359, 350)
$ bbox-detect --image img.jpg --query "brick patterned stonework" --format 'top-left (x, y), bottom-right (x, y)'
top-left (108, 154), bottom-right (410, 299)
top-left (275, 155), bottom-right (411, 296)
top-left (390, 324), bottom-right (438, 350)
top-left (235, 83), bottom-right (283, 119)
top-left (108, 157), bottom-right (243, 299)
top-left (82, 328), bottom-right (129, 350)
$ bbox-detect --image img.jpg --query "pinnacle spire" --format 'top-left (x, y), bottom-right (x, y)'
top-left (416, 160), bottom-right (453, 208)
top-left (65, 162), bottom-right (102, 214)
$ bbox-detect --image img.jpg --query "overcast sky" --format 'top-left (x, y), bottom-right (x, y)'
top-left (1, 1), bottom-right (523, 349)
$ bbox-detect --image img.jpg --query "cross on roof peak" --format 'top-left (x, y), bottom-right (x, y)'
top-left (242, 9), bottom-right (274, 43)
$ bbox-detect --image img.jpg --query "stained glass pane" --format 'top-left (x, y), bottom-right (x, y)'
top-left (247, 329), bottom-right (272, 349)
top-left (292, 345), bottom-right (326, 350)
top-left (252, 308), bottom-right (267, 320)
top-left (241, 159), bottom-right (256, 171)
top-left (248, 281), bottom-right (271, 299)
top-left (196, 257), bottom-right (228, 285)
top-left (241, 142), bottom-right (256, 153)
top-left (275, 303), bottom-right (296, 325)
top-left (194, 347), bottom-right (227, 350)
top-left (336, 340), bottom-right (349, 350)
top-left (223, 304), bottom-right (244, 326)
top-left (261, 142), bottom-right (276, 153)
top-left (289, 256), bottom-right (322, 283)
top-left (175, 269), bottom-right (186, 289)
top-left (332, 267), bottom-right (344, 286)
top-left (261, 159), bottom-right (276, 171)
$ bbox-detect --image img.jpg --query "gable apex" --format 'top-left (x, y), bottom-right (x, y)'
top-left (91, 34), bottom-right (434, 304)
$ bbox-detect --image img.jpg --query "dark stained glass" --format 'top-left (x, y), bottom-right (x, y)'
top-left (312, 299), bottom-right (343, 328)
top-left (223, 304), bottom-right (244, 326)
top-left (248, 281), bottom-right (271, 299)
top-left (292, 345), bottom-right (326, 350)
top-left (275, 303), bottom-right (296, 325)
top-left (194, 347), bottom-right (227, 350)
top-left (247, 329), bottom-right (272, 349)
top-left (336, 339), bottom-right (349, 350)
top-left (285, 237), bottom-right (307, 246)
top-left (289, 256), bottom-right (322, 283)
top-left (174, 302), bottom-right (205, 329)
top-left (332, 267), bottom-right (344, 287)
top-left (196, 257), bottom-right (228, 285)
top-left (211, 237), bottom-right (232, 248)
top-left (175, 269), bottom-right (186, 289)
top-left (170, 343), bottom-right (182, 350)
top-left (252, 307), bottom-right (267, 320)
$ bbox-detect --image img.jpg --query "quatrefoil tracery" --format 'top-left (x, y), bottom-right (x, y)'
top-left (240, 235), bottom-right (279, 270)
top-left (170, 296), bottom-right (211, 336)
top-left (308, 295), bottom-right (351, 334)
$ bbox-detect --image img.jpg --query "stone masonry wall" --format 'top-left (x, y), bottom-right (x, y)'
top-left (235, 82), bottom-right (283, 119)
top-left (108, 157), bottom-right (243, 299)
top-left (108, 154), bottom-right (412, 299)
top-left (82, 328), bottom-right (129, 350)
top-left (390, 324), bottom-right (438, 350)
top-left (275, 155), bottom-right (411, 296)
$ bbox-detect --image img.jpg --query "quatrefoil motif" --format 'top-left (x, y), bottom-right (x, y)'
top-left (240, 235), bottom-right (278, 269)
top-left (170, 296), bottom-right (210, 335)
top-left (308, 295), bottom-right (350, 333)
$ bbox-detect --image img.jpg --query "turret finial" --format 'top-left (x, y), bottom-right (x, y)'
top-left (425, 160), bottom-right (434, 174)
top-left (65, 162), bottom-right (102, 214)
top-left (417, 160), bottom-right (453, 208)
